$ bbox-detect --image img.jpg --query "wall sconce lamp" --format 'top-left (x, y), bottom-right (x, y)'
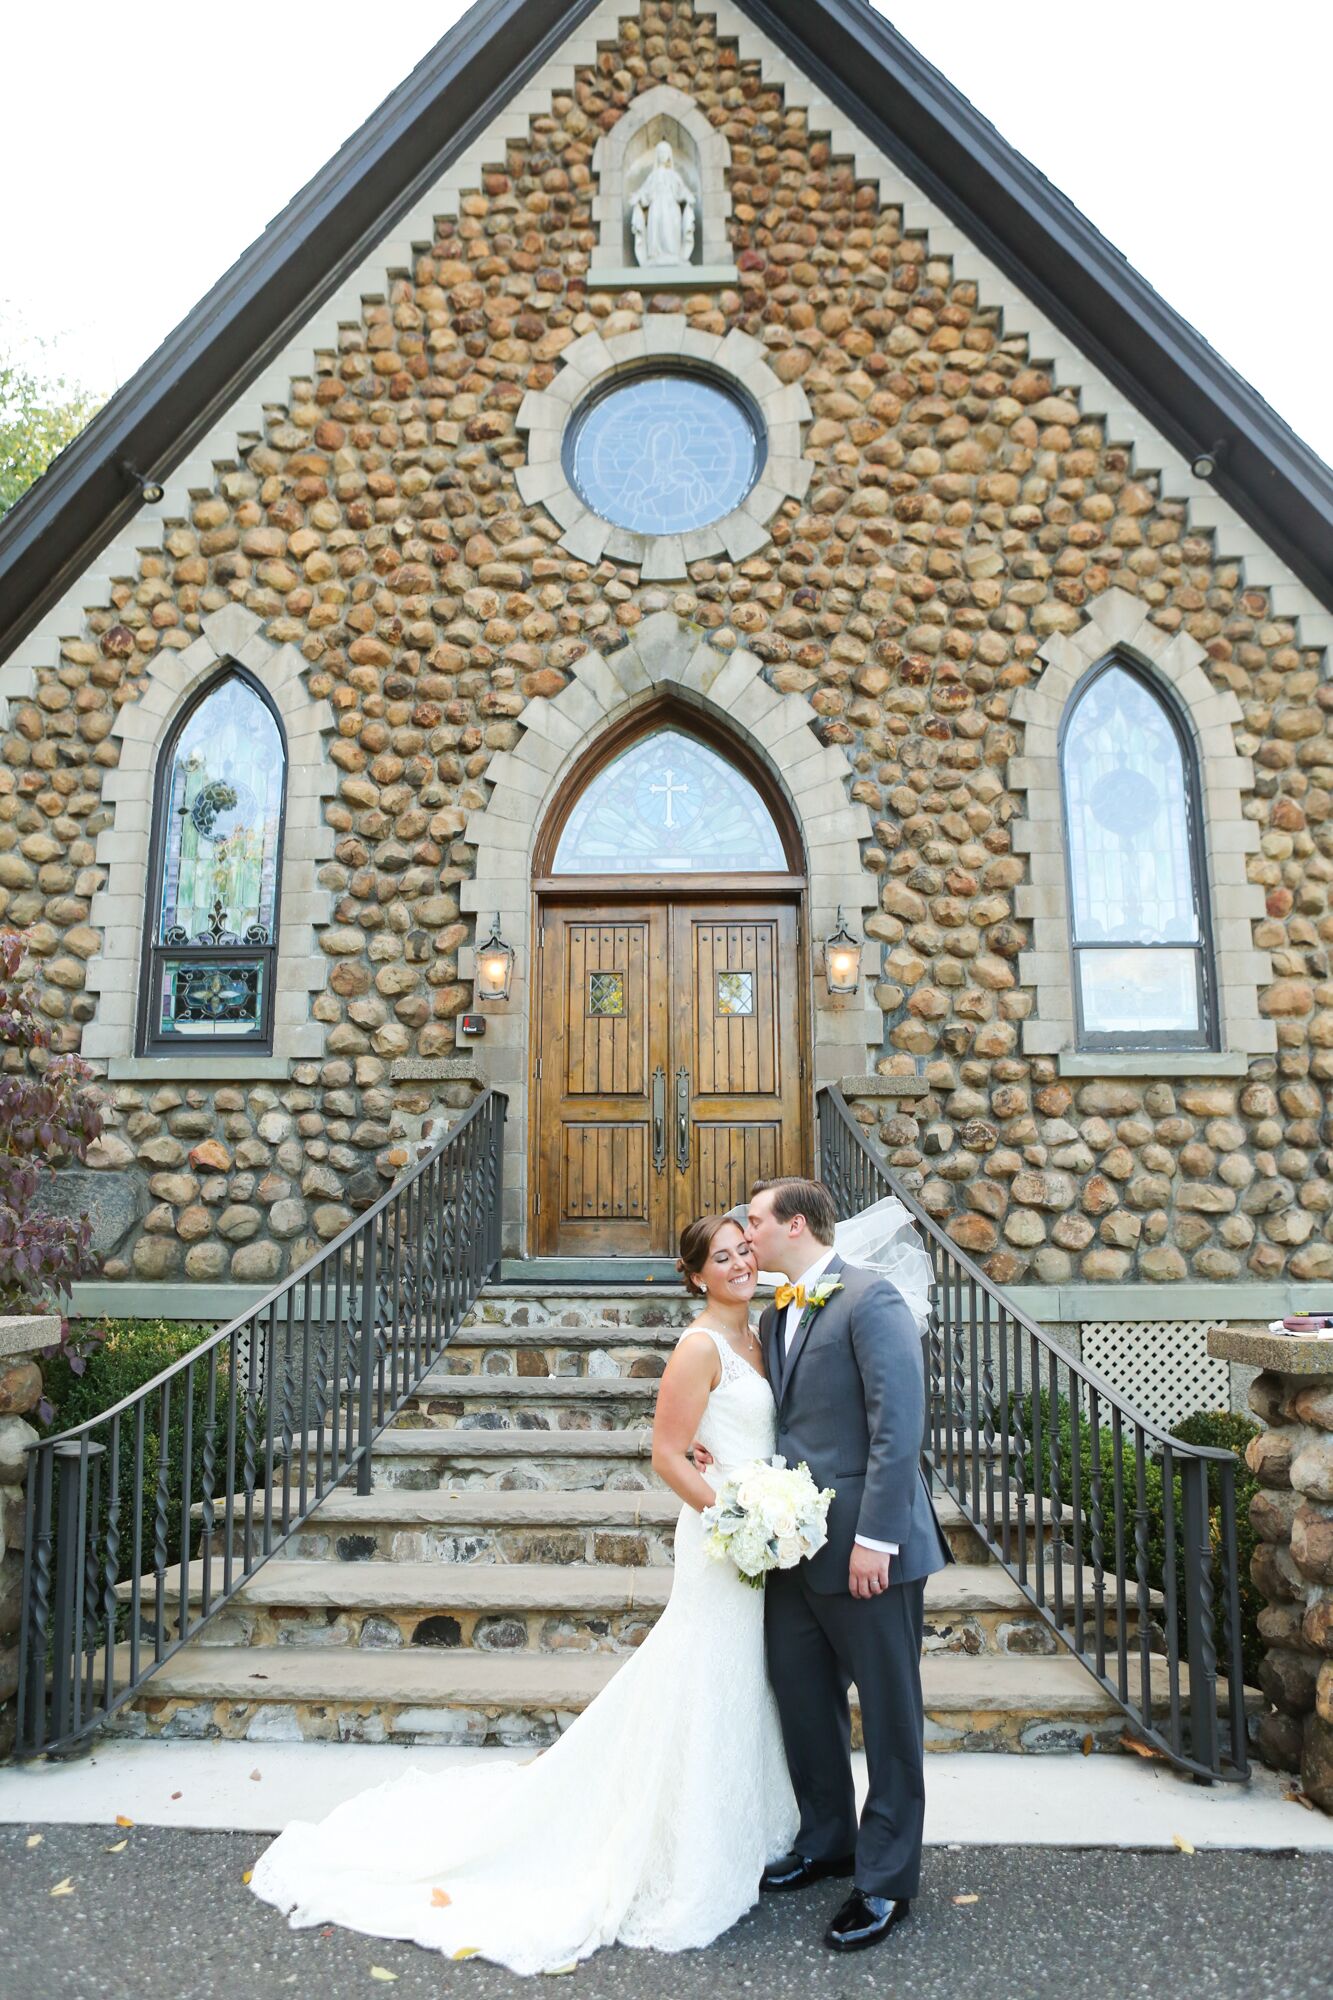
top-left (475, 914), bottom-right (514, 1002)
top-left (824, 907), bottom-right (862, 996)
top-left (119, 459), bottom-right (166, 505)
top-left (1190, 438), bottom-right (1228, 481)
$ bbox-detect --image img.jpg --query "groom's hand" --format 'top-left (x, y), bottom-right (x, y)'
top-left (849, 1544), bottom-right (892, 1599)
top-left (690, 1443), bottom-right (715, 1472)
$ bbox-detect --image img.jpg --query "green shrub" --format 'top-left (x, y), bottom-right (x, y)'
top-left (1007, 1388), bottom-right (1262, 1687)
top-left (42, 1318), bottom-right (249, 1587)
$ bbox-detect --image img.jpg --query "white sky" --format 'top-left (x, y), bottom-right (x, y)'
top-left (3, 2), bottom-right (1329, 468)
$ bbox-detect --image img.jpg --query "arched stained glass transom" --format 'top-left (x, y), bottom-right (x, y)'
top-left (138, 671), bottom-right (287, 1050)
top-left (553, 729), bottom-right (788, 874)
top-left (1061, 662), bottom-right (1214, 1049)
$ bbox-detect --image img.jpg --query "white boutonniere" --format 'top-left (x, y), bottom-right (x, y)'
top-left (806, 1277), bottom-right (843, 1311)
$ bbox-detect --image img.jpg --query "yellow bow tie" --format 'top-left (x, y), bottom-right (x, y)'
top-left (774, 1283), bottom-right (807, 1312)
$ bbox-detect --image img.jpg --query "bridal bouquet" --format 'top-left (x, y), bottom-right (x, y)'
top-left (701, 1458), bottom-right (834, 1588)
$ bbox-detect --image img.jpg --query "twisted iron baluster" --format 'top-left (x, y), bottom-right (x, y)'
top-left (950, 1262), bottom-right (968, 1502)
top-left (1133, 1428), bottom-right (1154, 1723)
top-left (1047, 1355), bottom-right (1063, 1632)
top-left (980, 1295), bottom-right (997, 1542)
top-left (152, 1385), bottom-right (171, 1660)
top-left (100, 1418), bottom-right (121, 1711)
top-left (1010, 1343), bottom-right (1028, 1587)
top-left (199, 1352), bottom-right (218, 1618)
top-left (241, 1351), bottom-right (260, 1575)
top-left (1088, 1385), bottom-right (1107, 1680)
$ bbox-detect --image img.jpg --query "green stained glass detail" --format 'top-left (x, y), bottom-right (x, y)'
top-left (554, 729), bottom-right (786, 875)
top-left (717, 971), bottom-right (753, 1016)
top-left (152, 673), bottom-right (285, 1043)
top-left (588, 971), bottom-right (626, 1017)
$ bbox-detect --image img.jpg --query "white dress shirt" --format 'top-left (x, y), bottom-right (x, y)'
top-left (778, 1245), bottom-right (897, 1559)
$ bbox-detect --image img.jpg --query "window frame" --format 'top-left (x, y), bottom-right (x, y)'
top-left (135, 666), bottom-right (289, 1057)
top-left (1058, 655), bottom-right (1218, 1055)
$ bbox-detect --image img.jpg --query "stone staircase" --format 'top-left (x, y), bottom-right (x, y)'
top-left (109, 1281), bottom-right (1157, 1754)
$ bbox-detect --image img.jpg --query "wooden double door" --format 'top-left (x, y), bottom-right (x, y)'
top-left (534, 897), bottom-right (806, 1256)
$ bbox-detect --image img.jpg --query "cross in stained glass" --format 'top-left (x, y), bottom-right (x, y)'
top-left (649, 767), bottom-right (688, 829)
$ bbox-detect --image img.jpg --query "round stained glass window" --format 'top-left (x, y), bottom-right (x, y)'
top-left (565, 370), bottom-right (764, 537)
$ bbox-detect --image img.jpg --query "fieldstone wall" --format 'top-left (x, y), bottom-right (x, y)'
top-left (0, 1316), bottom-right (56, 1758)
top-left (1212, 1327), bottom-right (1333, 1811)
top-left (0, 0), bottom-right (1330, 1294)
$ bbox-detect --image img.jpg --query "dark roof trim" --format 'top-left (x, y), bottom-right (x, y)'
top-left (3, 0), bottom-right (1332, 667)
top-left (0, 0), bottom-right (604, 663)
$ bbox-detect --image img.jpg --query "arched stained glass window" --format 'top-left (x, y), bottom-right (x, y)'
top-left (1061, 662), bottom-right (1214, 1048)
top-left (138, 672), bottom-right (287, 1050)
top-left (553, 729), bottom-right (787, 874)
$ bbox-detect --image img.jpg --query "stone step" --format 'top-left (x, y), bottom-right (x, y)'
top-left (395, 1374), bottom-right (658, 1430)
top-left (460, 1286), bottom-right (697, 1334)
top-left (121, 1557), bottom-right (1150, 1661)
top-left (207, 1483), bottom-right (1057, 1568)
top-left (321, 1425), bottom-right (658, 1491)
top-left (435, 1328), bottom-right (675, 1379)
top-left (109, 1644), bottom-right (1157, 1755)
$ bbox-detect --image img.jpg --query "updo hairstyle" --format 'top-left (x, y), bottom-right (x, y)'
top-left (677, 1214), bottom-right (739, 1297)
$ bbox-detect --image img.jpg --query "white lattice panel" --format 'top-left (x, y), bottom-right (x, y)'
top-left (1079, 1322), bottom-right (1231, 1431)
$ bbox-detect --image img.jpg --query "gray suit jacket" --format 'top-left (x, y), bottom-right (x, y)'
top-left (760, 1254), bottom-right (951, 1593)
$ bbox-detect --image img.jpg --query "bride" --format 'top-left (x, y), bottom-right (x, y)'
top-left (248, 1197), bottom-right (930, 1975)
top-left (249, 1213), bottom-right (798, 1974)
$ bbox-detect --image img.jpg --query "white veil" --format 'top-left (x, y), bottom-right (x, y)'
top-left (832, 1194), bottom-right (933, 1330)
top-left (742, 1194), bottom-right (933, 1331)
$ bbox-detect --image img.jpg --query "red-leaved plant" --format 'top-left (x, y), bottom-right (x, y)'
top-left (0, 929), bottom-right (107, 1416)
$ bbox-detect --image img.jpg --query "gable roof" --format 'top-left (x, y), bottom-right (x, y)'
top-left (4, 0), bottom-right (1332, 664)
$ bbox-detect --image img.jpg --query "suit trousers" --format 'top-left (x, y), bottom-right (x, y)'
top-left (764, 1566), bottom-right (927, 1900)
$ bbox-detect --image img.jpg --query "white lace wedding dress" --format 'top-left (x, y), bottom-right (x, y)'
top-left (249, 1325), bottom-right (798, 1975)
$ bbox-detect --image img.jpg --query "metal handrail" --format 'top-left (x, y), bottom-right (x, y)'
top-left (15, 1088), bottom-right (507, 1759)
top-left (818, 1084), bottom-right (1249, 1782)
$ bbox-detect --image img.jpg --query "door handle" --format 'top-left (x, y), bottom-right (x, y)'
top-left (651, 1067), bottom-right (666, 1174)
top-left (676, 1067), bottom-right (690, 1173)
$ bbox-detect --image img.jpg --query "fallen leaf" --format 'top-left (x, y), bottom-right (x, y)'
top-left (1283, 1787), bottom-right (1316, 1812)
top-left (1121, 1735), bottom-right (1165, 1761)
top-left (953, 1893), bottom-right (979, 1906)
top-left (49, 1878), bottom-right (75, 1897)
top-left (104, 1840), bottom-right (128, 1855)
top-left (369, 1970), bottom-right (398, 1984)
top-left (250, 1769), bottom-right (262, 1783)
top-left (171, 1792), bottom-right (182, 1801)
top-left (1080, 1734), bottom-right (1093, 1757)
top-left (242, 1870), bottom-right (254, 1885)
top-left (451, 1949), bottom-right (480, 1962)
top-left (1172, 1834), bottom-right (1196, 1855)
top-left (544, 1966), bottom-right (578, 1978)
top-left (115, 1814), bottom-right (134, 1828)
top-left (26, 1834), bottom-right (42, 1849)
top-left (430, 1888), bottom-right (451, 1908)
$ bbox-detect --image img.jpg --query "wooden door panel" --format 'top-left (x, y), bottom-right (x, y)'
top-left (692, 919), bottom-right (778, 1098)
top-left (695, 1122), bottom-right (783, 1214)
top-left (561, 1124), bottom-right (649, 1223)
top-left (536, 904), bottom-right (668, 1255)
top-left (672, 902), bottom-right (804, 1228)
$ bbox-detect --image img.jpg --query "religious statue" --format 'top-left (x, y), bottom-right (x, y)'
top-left (629, 141), bottom-right (697, 268)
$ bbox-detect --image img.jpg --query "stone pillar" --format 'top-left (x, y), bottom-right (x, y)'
top-left (0, 1314), bottom-right (59, 1760)
top-left (1209, 1326), bottom-right (1333, 1811)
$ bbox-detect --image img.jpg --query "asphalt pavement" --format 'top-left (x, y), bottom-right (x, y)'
top-left (2, 1825), bottom-right (1329, 2000)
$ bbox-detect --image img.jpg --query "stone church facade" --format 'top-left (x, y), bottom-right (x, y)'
top-left (1, 0), bottom-right (1330, 1411)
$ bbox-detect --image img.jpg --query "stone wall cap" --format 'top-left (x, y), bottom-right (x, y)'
top-left (0, 1312), bottom-right (61, 1360)
top-left (389, 1057), bottom-right (479, 1081)
top-left (1208, 1325), bottom-right (1333, 1377)
top-left (838, 1074), bottom-right (929, 1099)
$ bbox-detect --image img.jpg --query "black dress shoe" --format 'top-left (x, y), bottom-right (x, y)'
top-left (824, 1889), bottom-right (911, 1952)
top-left (760, 1850), bottom-right (856, 1892)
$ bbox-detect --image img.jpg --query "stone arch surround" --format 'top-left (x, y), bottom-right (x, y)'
top-left (82, 602), bottom-right (337, 1070)
top-left (461, 611), bottom-right (880, 1250)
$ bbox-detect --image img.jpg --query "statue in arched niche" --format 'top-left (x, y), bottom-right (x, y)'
top-left (629, 141), bottom-right (697, 268)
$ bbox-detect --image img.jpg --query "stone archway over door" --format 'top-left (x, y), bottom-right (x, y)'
top-left (462, 614), bottom-right (880, 1257)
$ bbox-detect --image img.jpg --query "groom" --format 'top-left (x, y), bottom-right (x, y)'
top-left (745, 1177), bottom-right (950, 1953)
